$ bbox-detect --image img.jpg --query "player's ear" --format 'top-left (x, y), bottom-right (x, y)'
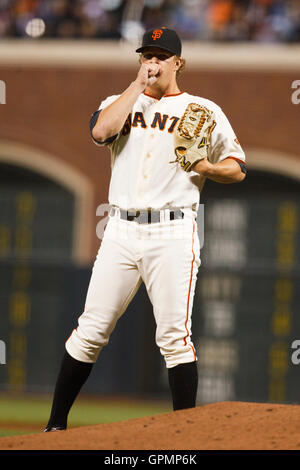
top-left (175, 57), bottom-right (186, 77)
top-left (174, 56), bottom-right (182, 71)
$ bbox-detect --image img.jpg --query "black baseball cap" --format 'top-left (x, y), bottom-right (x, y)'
top-left (136, 27), bottom-right (182, 56)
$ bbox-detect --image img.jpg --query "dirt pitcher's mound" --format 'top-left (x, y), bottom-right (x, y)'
top-left (1, 401), bottom-right (300, 450)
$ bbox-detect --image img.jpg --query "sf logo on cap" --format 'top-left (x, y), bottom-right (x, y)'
top-left (152, 29), bottom-right (163, 40)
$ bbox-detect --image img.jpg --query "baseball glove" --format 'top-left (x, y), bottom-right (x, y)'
top-left (171, 103), bottom-right (216, 172)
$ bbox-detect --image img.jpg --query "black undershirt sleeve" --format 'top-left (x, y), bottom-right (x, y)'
top-left (89, 110), bottom-right (118, 146)
top-left (236, 160), bottom-right (247, 174)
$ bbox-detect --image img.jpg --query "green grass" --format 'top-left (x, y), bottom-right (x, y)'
top-left (0, 429), bottom-right (38, 437)
top-left (0, 394), bottom-right (171, 437)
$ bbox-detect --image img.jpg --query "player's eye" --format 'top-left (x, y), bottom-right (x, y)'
top-left (142, 53), bottom-right (171, 61)
top-left (143, 53), bottom-right (153, 60)
top-left (157, 54), bottom-right (170, 60)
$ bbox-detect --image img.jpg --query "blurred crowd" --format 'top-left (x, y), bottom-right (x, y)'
top-left (0, 0), bottom-right (299, 42)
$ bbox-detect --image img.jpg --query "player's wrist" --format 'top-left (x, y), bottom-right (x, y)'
top-left (193, 159), bottom-right (213, 176)
top-left (132, 79), bottom-right (146, 94)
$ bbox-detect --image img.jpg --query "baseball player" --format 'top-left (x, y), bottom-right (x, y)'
top-left (44, 27), bottom-right (246, 432)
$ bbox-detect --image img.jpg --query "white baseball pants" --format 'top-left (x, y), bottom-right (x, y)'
top-left (66, 208), bottom-right (201, 368)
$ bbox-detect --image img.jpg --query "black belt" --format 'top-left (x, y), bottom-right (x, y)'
top-left (111, 208), bottom-right (184, 224)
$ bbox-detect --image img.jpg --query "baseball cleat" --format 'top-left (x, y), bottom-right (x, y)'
top-left (43, 425), bottom-right (66, 432)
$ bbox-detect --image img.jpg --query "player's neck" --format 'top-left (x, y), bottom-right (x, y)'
top-left (145, 82), bottom-right (181, 99)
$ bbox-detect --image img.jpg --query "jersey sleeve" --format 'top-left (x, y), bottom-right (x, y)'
top-left (208, 106), bottom-right (246, 169)
top-left (90, 94), bottom-right (121, 147)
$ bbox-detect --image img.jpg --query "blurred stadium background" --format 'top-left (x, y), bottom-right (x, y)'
top-left (0, 0), bottom-right (300, 432)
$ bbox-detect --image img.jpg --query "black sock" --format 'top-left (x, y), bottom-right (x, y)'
top-left (46, 351), bottom-right (93, 429)
top-left (168, 361), bottom-right (198, 411)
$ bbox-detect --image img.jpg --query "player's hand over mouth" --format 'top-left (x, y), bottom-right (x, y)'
top-left (136, 63), bottom-right (161, 90)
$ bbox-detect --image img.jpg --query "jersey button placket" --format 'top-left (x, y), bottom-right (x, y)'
top-left (137, 100), bottom-right (158, 205)
top-left (138, 130), bottom-right (154, 202)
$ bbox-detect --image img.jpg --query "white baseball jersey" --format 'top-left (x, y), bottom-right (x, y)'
top-left (93, 91), bottom-right (246, 211)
